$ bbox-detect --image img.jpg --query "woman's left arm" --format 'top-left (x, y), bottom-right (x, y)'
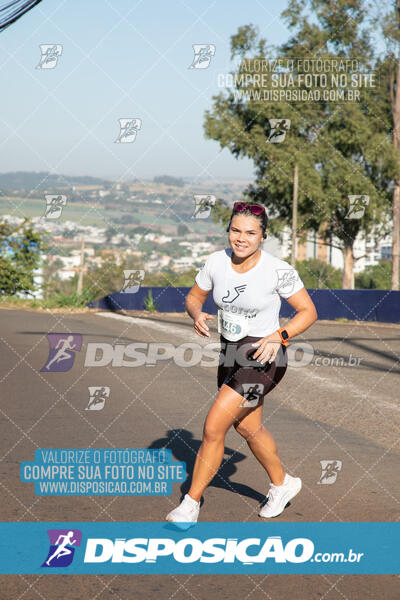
top-left (279, 288), bottom-right (318, 339)
top-left (251, 288), bottom-right (318, 364)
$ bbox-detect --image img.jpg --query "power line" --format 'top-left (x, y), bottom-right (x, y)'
top-left (0, 0), bottom-right (43, 33)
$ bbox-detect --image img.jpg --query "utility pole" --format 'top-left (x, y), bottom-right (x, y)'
top-left (77, 236), bottom-right (85, 296)
top-left (291, 163), bottom-right (298, 268)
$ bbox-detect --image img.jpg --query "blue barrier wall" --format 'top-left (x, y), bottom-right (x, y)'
top-left (87, 287), bottom-right (400, 323)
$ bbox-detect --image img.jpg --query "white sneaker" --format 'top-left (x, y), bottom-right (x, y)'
top-left (258, 474), bottom-right (302, 518)
top-left (166, 493), bottom-right (200, 529)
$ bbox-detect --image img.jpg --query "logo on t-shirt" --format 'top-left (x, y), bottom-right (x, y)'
top-left (222, 284), bottom-right (247, 303)
top-left (276, 269), bottom-right (299, 295)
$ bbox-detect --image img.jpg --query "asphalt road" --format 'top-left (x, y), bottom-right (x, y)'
top-left (0, 308), bottom-right (399, 599)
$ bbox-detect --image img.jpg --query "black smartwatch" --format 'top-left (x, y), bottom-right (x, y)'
top-left (277, 328), bottom-right (290, 346)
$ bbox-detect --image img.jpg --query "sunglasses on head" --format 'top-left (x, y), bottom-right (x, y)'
top-left (233, 201), bottom-right (266, 216)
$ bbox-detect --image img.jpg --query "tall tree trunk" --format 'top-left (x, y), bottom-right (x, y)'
top-left (342, 246), bottom-right (354, 289)
top-left (291, 162), bottom-right (298, 268)
top-left (391, 14), bottom-right (400, 290)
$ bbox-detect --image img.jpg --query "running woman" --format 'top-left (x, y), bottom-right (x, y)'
top-left (166, 202), bottom-right (317, 525)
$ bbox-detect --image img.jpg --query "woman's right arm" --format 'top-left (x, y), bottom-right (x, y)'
top-left (186, 283), bottom-right (215, 337)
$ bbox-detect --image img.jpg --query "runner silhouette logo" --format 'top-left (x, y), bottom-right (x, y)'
top-left (40, 334), bottom-right (82, 372)
top-left (42, 529), bottom-right (82, 568)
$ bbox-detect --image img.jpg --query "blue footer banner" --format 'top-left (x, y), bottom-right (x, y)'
top-left (0, 522), bottom-right (398, 574)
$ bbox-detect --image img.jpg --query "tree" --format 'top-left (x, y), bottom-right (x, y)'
top-left (153, 175), bottom-right (185, 187)
top-left (104, 226), bottom-right (117, 242)
top-left (355, 259), bottom-right (399, 289)
top-left (209, 197), bottom-right (231, 231)
top-left (177, 224), bottom-right (189, 236)
top-left (295, 258), bottom-right (343, 289)
top-left (83, 257), bottom-right (127, 300)
top-left (0, 218), bottom-right (45, 296)
top-left (204, 4), bottom-right (396, 288)
top-left (41, 257), bottom-right (63, 299)
top-left (375, 1), bottom-right (400, 289)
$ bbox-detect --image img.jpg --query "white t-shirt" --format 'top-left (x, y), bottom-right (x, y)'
top-left (195, 247), bottom-right (305, 337)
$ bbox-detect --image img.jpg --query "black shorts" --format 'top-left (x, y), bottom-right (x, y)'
top-left (217, 334), bottom-right (288, 403)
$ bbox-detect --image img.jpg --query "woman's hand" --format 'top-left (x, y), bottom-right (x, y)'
top-left (194, 312), bottom-right (215, 337)
top-left (251, 331), bottom-right (282, 364)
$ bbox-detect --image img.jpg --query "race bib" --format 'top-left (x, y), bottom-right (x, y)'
top-left (217, 309), bottom-right (249, 341)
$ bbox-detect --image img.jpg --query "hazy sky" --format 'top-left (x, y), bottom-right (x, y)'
top-left (0, 0), bottom-right (291, 182)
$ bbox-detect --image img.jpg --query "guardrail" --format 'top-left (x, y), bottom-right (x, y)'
top-left (87, 287), bottom-right (400, 323)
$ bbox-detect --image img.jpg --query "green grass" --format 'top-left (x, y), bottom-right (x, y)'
top-left (0, 197), bottom-right (115, 226)
top-left (0, 290), bottom-right (95, 310)
top-left (143, 289), bottom-right (157, 312)
top-left (0, 197), bottom-right (222, 232)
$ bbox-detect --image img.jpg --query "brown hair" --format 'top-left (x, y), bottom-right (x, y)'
top-left (226, 205), bottom-right (268, 239)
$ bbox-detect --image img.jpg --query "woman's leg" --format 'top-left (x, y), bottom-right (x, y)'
top-left (233, 403), bottom-right (286, 486)
top-left (187, 384), bottom-right (257, 502)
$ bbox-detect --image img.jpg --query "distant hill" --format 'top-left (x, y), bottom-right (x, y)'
top-left (153, 175), bottom-right (185, 187)
top-left (0, 171), bottom-right (109, 191)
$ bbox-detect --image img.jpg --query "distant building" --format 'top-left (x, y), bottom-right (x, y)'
top-left (154, 235), bottom-right (172, 244)
top-left (160, 255), bottom-right (171, 267)
top-left (28, 265), bottom-right (44, 298)
top-left (171, 256), bottom-right (194, 272)
top-left (100, 249), bottom-right (124, 265)
top-left (263, 224), bottom-right (393, 273)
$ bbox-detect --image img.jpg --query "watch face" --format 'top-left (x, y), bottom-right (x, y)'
top-left (281, 329), bottom-right (289, 340)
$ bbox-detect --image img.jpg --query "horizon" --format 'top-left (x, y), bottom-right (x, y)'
top-left (0, 169), bottom-right (253, 182)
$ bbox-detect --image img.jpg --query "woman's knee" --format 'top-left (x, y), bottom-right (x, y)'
top-left (203, 421), bottom-right (225, 443)
top-left (234, 421), bottom-right (264, 440)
